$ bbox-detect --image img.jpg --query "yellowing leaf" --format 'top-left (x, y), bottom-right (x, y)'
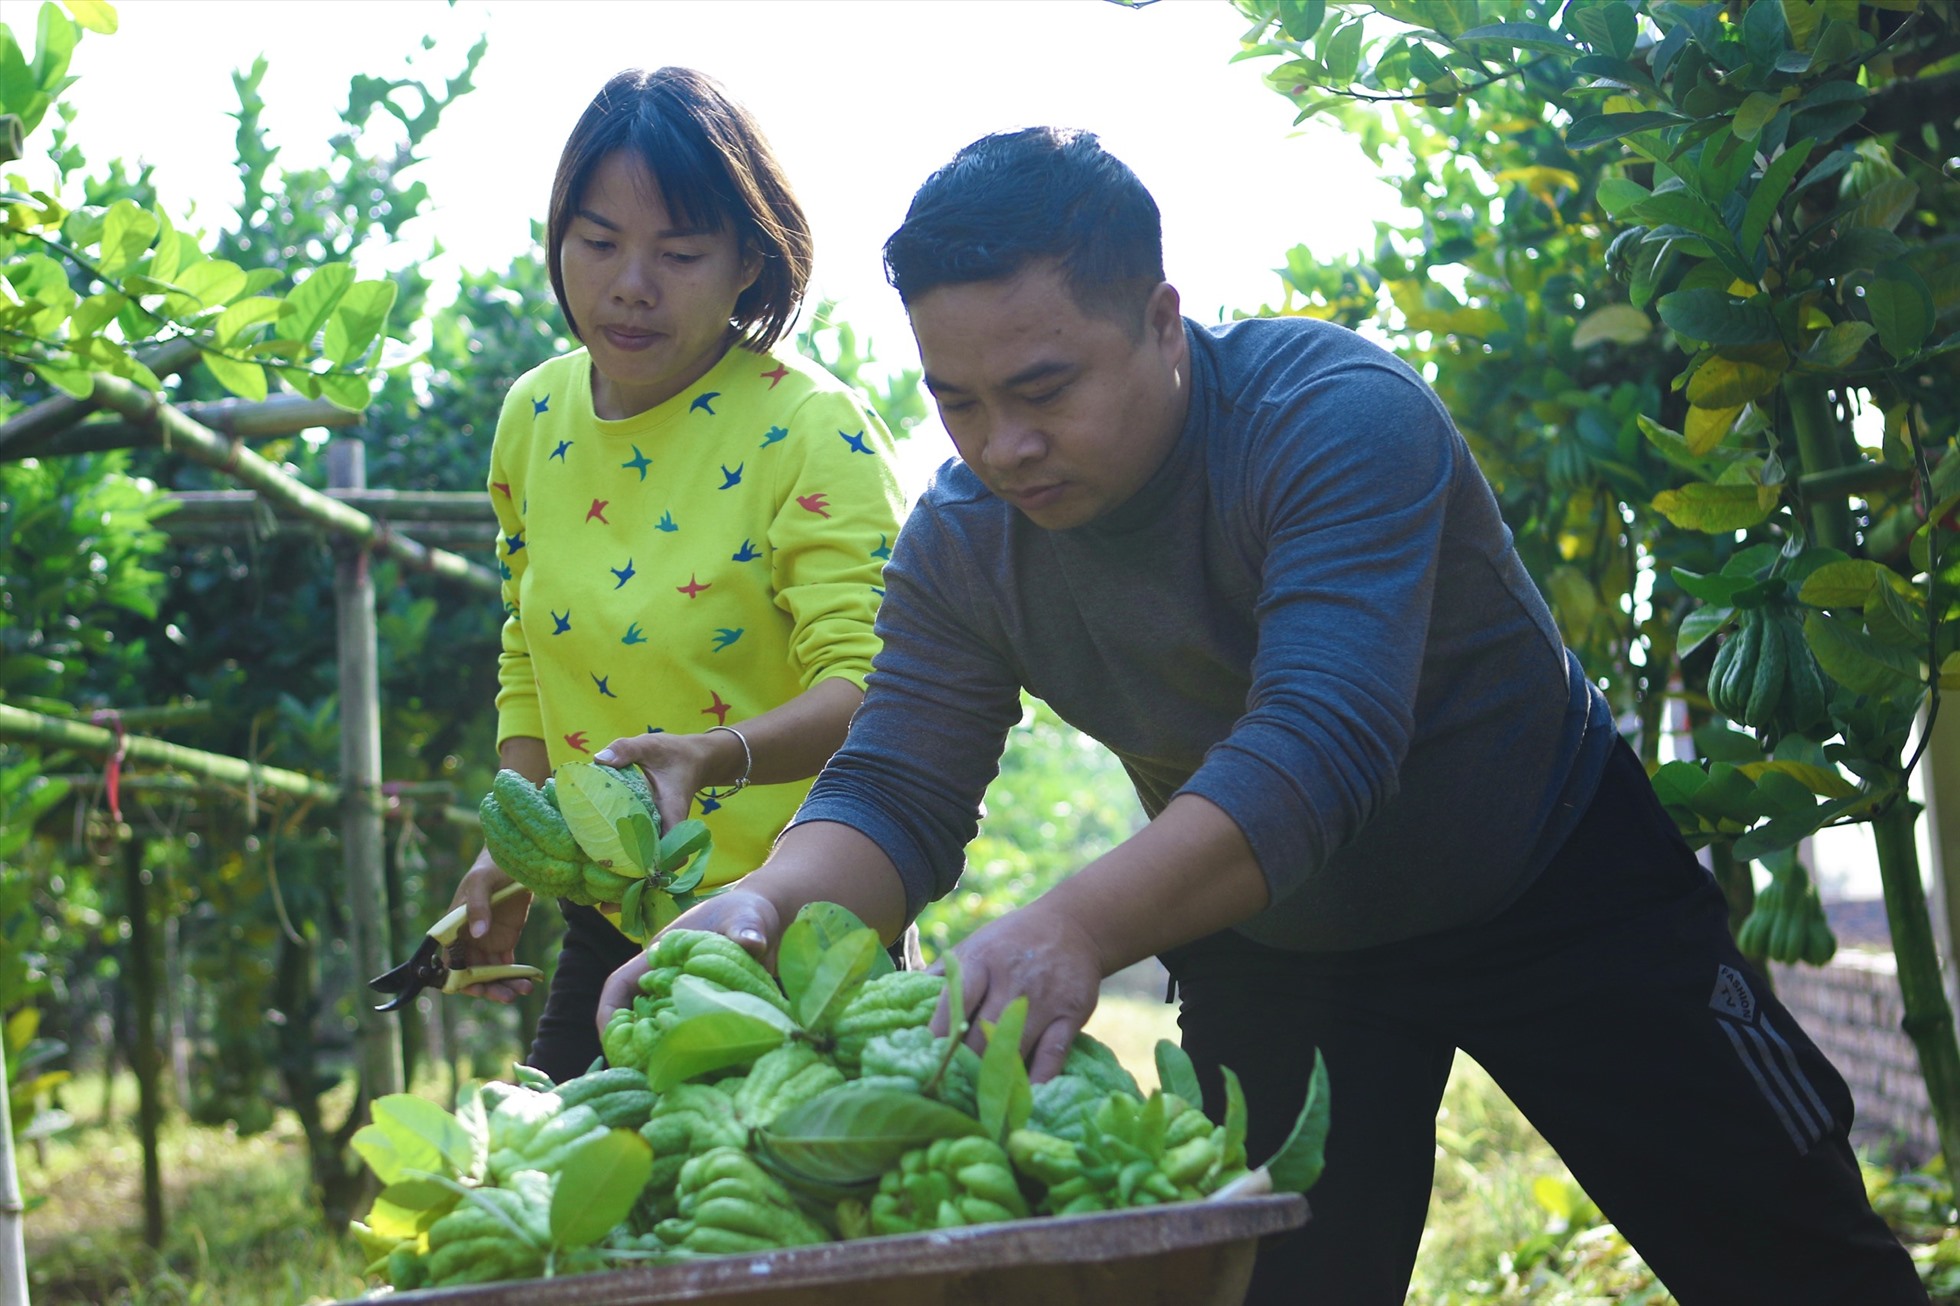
top-left (63, 1), bottom-right (119, 34)
top-left (1651, 482), bottom-right (1777, 532)
top-left (1571, 304), bottom-right (1651, 348)
top-left (1684, 404), bottom-right (1743, 455)
top-left (1686, 352), bottom-right (1785, 407)
top-left (1739, 760), bottom-right (1860, 800)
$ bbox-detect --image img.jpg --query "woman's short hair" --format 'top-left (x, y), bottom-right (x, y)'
top-left (546, 67), bottom-right (812, 352)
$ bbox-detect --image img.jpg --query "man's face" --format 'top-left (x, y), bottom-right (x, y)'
top-left (909, 263), bottom-right (1189, 530)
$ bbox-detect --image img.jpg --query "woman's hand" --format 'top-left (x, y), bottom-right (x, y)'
top-left (448, 850), bottom-right (536, 1003)
top-left (594, 888), bottom-right (782, 1031)
top-left (593, 730), bottom-right (741, 834)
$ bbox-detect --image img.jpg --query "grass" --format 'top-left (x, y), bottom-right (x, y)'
top-left (16, 1010), bottom-right (1950, 1304)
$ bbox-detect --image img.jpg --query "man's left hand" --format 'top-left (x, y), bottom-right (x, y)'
top-left (931, 901), bottom-right (1104, 1082)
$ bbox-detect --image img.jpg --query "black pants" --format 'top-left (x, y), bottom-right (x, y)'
top-left (528, 901), bottom-right (639, 1084)
top-left (526, 903), bottom-right (928, 1084)
top-left (1164, 741), bottom-right (1925, 1305)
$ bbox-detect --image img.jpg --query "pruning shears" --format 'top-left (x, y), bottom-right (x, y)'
top-left (368, 882), bottom-right (544, 1011)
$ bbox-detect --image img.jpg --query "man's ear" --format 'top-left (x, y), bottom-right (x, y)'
top-left (1146, 281), bottom-right (1185, 364)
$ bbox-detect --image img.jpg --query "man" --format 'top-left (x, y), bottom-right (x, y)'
top-left (596, 127), bottom-right (1923, 1304)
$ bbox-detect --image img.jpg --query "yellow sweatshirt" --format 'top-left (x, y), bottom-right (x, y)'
top-left (490, 342), bottom-right (904, 885)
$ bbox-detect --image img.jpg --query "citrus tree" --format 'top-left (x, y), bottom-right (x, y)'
top-left (1228, 0), bottom-right (1959, 1169)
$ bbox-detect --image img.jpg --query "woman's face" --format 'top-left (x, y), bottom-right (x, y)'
top-left (558, 151), bottom-right (760, 420)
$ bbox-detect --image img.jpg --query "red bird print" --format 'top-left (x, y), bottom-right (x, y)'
top-left (586, 498), bottom-right (610, 524)
top-left (701, 691), bottom-right (731, 726)
top-left (564, 730), bottom-right (590, 753)
top-left (797, 492), bottom-right (832, 518)
top-left (759, 363), bottom-right (789, 387)
top-left (491, 481), bottom-right (511, 498)
top-left (677, 573), bottom-right (712, 599)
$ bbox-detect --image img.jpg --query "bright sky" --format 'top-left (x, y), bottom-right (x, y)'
top-left (56, 0), bottom-right (1402, 481)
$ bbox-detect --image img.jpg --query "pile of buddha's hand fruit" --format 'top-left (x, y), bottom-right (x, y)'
top-left (477, 760), bottom-right (719, 942)
top-left (349, 904), bottom-right (1331, 1291)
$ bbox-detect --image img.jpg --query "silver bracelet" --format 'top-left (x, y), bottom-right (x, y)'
top-left (699, 724), bottom-right (752, 799)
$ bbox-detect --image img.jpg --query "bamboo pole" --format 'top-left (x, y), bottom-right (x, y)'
top-left (1873, 802), bottom-right (1960, 1169)
top-left (0, 704), bottom-right (338, 803)
top-left (165, 489), bottom-right (496, 522)
top-left (0, 395), bottom-right (358, 462)
top-left (331, 439), bottom-right (403, 1101)
top-left (122, 838), bottom-right (166, 1248)
top-left (82, 374), bottom-right (500, 594)
top-left (0, 1033), bottom-right (25, 1306)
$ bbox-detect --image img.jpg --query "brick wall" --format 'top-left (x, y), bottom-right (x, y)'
top-left (1771, 950), bottom-right (1938, 1166)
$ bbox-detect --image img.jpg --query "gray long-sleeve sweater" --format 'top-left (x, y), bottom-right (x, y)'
top-left (793, 316), bottom-right (1617, 952)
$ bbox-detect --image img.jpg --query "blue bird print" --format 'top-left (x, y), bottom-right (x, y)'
top-left (732, 539), bottom-right (760, 563)
top-left (690, 392), bottom-right (720, 415)
top-left (533, 395), bottom-right (550, 415)
top-left (504, 531), bottom-right (525, 554)
top-left (622, 446), bottom-right (653, 480)
top-left (871, 534), bottom-right (892, 560)
top-left (550, 439), bottom-right (571, 460)
top-left (623, 622), bottom-right (647, 645)
top-left (657, 512), bottom-right (678, 533)
top-left (839, 429), bottom-right (873, 455)
top-left (760, 425), bottom-right (789, 448)
top-left (552, 610), bottom-right (572, 634)
top-left (712, 628), bottom-right (744, 651)
top-left (719, 464), bottom-right (743, 490)
top-left (611, 559), bottom-right (635, 588)
top-left (593, 672), bottom-right (616, 698)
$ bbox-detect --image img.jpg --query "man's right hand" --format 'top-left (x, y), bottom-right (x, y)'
top-left (450, 852), bottom-right (535, 1003)
top-left (595, 888), bottom-right (781, 1031)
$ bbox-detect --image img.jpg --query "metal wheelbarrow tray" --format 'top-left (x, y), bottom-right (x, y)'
top-left (351, 1192), bottom-right (1307, 1306)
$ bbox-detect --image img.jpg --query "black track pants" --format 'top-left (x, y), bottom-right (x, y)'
top-left (1165, 741), bottom-right (1925, 1306)
top-left (526, 901), bottom-right (638, 1084)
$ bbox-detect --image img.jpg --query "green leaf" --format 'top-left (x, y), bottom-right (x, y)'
top-left (757, 1087), bottom-right (984, 1186)
top-left (1277, 0), bottom-right (1326, 42)
top-left (1651, 481), bottom-right (1776, 532)
top-left (1571, 303), bottom-right (1650, 348)
top-left (96, 199), bottom-right (156, 278)
top-left (789, 928), bottom-right (883, 1031)
top-left (317, 368), bottom-right (372, 412)
top-left (654, 817), bottom-right (711, 872)
top-left (1596, 177), bottom-right (1650, 217)
top-left (1738, 139), bottom-right (1814, 260)
top-left (1568, 2), bottom-right (1636, 58)
top-left (670, 973), bottom-right (797, 1031)
top-left (1265, 1049), bottom-right (1330, 1194)
top-left (1221, 1064), bottom-right (1248, 1171)
top-left (215, 296), bottom-right (281, 348)
top-left (68, 289), bottom-right (124, 338)
top-left (364, 1179), bottom-right (457, 1240)
top-left (1456, 21), bottom-right (1577, 54)
top-left (1803, 611), bottom-right (1919, 696)
top-left (351, 1093), bottom-right (476, 1186)
top-left (548, 1129), bottom-right (653, 1248)
top-left (555, 760), bottom-right (645, 870)
top-left (1802, 320), bottom-right (1875, 368)
top-left (1657, 289), bottom-right (1777, 346)
top-left (162, 258), bottom-right (247, 318)
top-left (1323, 20), bottom-right (1363, 85)
top-left (978, 997), bottom-right (1033, 1143)
top-left (1677, 604), bottom-right (1732, 657)
top-left (1566, 110), bottom-right (1683, 150)
top-left (324, 278), bottom-right (397, 365)
top-left (199, 349), bottom-right (267, 402)
top-left (62, 2), bottom-right (117, 34)
top-left (1741, 0), bottom-right (1789, 71)
top-left (275, 262), bottom-right (354, 343)
top-left (1154, 1040), bottom-right (1203, 1107)
top-left (1731, 92), bottom-right (1782, 143)
top-left (29, 5), bottom-right (76, 97)
top-left (614, 810), bottom-right (657, 875)
top-left (1866, 260), bottom-right (1935, 361)
top-left (778, 902), bottom-right (888, 1009)
top-left (644, 1009), bottom-right (788, 1092)
top-left (1685, 352), bottom-right (1783, 408)
top-left (1797, 558), bottom-right (1887, 608)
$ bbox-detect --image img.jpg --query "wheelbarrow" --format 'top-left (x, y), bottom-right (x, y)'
top-left (336, 1192), bottom-right (1307, 1306)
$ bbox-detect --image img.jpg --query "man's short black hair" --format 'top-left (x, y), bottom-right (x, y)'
top-left (882, 127), bottom-right (1164, 329)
